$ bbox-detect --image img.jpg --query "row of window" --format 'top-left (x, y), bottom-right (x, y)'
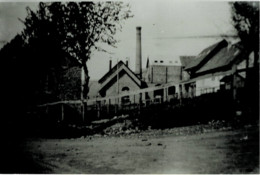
top-left (154, 60), bottom-right (175, 64)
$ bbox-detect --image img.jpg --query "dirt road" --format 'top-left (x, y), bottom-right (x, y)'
top-left (22, 125), bottom-right (259, 174)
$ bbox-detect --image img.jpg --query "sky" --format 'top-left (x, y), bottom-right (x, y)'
top-left (0, 0), bottom-right (237, 80)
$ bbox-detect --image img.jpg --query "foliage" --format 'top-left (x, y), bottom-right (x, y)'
top-left (230, 2), bottom-right (259, 50)
top-left (20, 2), bottom-right (132, 99)
top-left (58, 67), bottom-right (82, 100)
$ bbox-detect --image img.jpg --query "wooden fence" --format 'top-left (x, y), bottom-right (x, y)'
top-left (36, 82), bottom-right (229, 124)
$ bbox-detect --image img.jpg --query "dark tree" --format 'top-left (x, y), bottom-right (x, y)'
top-left (230, 1), bottom-right (259, 119)
top-left (230, 1), bottom-right (259, 65)
top-left (20, 2), bottom-right (132, 100)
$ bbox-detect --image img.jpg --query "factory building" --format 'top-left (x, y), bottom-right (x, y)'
top-left (88, 26), bottom-right (183, 101)
top-left (143, 57), bottom-right (182, 86)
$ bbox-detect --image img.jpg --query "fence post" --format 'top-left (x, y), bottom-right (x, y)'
top-left (97, 101), bottom-right (100, 119)
top-left (133, 94), bottom-right (135, 109)
top-left (139, 92), bottom-right (142, 114)
top-left (61, 103), bottom-right (64, 121)
top-left (81, 101), bottom-right (85, 122)
top-left (107, 98), bottom-right (110, 115)
top-left (179, 84), bottom-right (182, 105)
top-left (115, 98), bottom-right (117, 114)
top-left (232, 74), bottom-right (237, 101)
top-left (128, 101), bottom-right (131, 111)
top-left (46, 105), bottom-right (49, 117)
top-left (163, 87), bottom-right (168, 102)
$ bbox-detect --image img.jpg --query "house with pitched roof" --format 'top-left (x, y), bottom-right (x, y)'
top-left (86, 60), bottom-right (147, 105)
top-left (180, 39), bottom-right (254, 97)
top-left (98, 60), bottom-right (146, 98)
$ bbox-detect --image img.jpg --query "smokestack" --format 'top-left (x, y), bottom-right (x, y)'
top-left (109, 59), bottom-right (112, 71)
top-left (136, 26), bottom-right (142, 79)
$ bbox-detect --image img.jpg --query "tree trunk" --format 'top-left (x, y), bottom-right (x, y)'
top-left (253, 48), bottom-right (259, 68)
top-left (81, 63), bottom-right (90, 123)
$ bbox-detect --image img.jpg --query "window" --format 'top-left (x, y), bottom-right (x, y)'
top-left (122, 96), bottom-right (130, 104)
top-left (121, 86), bottom-right (130, 104)
top-left (122, 87), bottom-right (130, 91)
top-left (168, 86), bottom-right (176, 95)
top-left (160, 60), bottom-right (163, 63)
top-left (154, 89), bottom-right (163, 98)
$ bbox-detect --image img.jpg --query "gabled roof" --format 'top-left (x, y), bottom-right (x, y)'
top-left (179, 56), bottom-right (196, 68)
top-left (196, 44), bottom-right (243, 74)
top-left (185, 39), bottom-right (228, 71)
top-left (99, 61), bottom-right (125, 84)
top-left (98, 60), bottom-right (142, 93)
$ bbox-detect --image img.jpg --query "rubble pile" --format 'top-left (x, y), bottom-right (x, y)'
top-left (103, 119), bottom-right (141, 136)
top-left (67, 116), bottom-right (234, 138)
top-left (98, 119), bottom-right (233, 138)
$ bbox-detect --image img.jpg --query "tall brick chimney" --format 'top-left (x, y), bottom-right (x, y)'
top-left (136, 26), bottom-right (142, 79)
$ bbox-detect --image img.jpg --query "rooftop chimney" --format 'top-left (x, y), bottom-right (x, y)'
top-left (136, 26), bottom-right (142, 79)
top-left (126, 57), bottom-right (129, 67)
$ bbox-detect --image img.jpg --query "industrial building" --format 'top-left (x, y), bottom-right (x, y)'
top-left (88, 26), bottom-right (254, 105)
top-left (88, 26), bottom-right (183, 101)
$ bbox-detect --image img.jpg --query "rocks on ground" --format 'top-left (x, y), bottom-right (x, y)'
top-left (103, 119), bottom-right (140, 136)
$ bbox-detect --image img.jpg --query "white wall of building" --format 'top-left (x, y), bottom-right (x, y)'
top-left (195, 75), bottom-right (224, 96)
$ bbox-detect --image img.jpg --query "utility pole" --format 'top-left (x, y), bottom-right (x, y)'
top-left (117, 59), bottom-right (119, 95)
top-left (117, 59), bottom-right (120, 109)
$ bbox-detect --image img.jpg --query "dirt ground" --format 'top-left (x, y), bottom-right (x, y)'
top-left (20, 125), bottom-right (259, 174)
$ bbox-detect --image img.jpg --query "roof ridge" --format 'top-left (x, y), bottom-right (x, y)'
top-left (184, 39), bottom-right (228, 71)
top-left (98, 60), bottom-right (125, 84)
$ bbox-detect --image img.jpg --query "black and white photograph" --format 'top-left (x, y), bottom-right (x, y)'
top-left (0, 0), bottom-right (259, 173)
